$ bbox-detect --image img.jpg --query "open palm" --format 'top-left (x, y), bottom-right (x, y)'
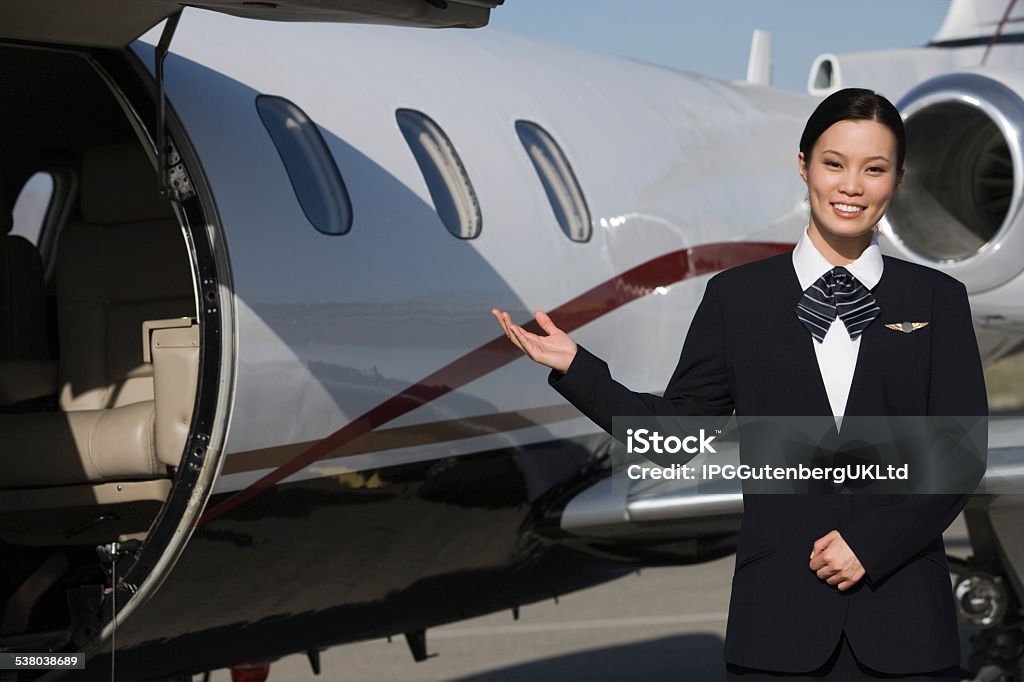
top-left (491, 309), bottom-right (578, 373)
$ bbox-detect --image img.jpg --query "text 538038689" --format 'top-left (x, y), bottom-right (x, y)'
top-left (0, 653), bottom-right (84, 669)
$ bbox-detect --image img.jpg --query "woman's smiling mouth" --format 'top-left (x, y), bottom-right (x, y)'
top-left (831, 202), bottom-right (866, 218)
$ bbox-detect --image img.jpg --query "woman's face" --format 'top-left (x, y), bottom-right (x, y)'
top-left (798, 119), bottom-right (902, 243)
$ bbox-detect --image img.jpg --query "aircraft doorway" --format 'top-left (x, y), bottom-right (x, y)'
top-left (0, 42), bottom-right (231, 656)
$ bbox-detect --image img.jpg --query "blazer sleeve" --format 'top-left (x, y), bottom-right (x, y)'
top-left (546, 277), bottom-right (734, 437)
top-left (841, 281), bottom-right (988, 584)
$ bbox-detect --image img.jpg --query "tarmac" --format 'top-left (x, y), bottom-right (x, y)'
top-left (204, 516), bottom-right (973, 681)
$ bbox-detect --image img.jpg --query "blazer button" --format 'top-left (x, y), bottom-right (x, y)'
top-left (831, 479), bottom-right (844, 493)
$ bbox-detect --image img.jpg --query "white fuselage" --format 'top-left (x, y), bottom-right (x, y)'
top-left (138, 12), bottom-right (812, 495)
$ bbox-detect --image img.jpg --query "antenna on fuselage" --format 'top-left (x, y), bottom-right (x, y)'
top-left (746, 29), bottom-right (773, 86)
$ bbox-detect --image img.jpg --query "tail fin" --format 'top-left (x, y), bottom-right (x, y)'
top-left (931, 0), bottom-right (1024, 47)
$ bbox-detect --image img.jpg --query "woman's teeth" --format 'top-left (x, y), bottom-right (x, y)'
top-left (833, 203), bottom-right (865, 213)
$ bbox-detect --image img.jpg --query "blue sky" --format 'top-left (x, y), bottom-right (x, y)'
top-left (486, 0), bottom-right (951, 92)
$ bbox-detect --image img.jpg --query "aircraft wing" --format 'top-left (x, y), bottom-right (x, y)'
top-left (0, 0), bottom-right (504, 48)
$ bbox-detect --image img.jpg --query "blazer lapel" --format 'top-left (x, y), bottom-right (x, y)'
top-left (845, 274), bottom-right (891, 417)
top-left (845, 320), bottom-right (879, 416)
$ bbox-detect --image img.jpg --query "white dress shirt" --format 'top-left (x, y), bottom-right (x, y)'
top-left (792, 228), bottom-right (883, 418)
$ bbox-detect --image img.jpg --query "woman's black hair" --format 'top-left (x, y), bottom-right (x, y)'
top-left (799, 88), bottom-right (906, 171)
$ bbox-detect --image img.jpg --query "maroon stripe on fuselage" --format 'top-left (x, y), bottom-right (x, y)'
top-left (199, 241), bottom-right (793, 525)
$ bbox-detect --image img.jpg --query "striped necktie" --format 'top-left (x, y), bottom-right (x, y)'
top-left (796, 266), bottom-right (880, 343)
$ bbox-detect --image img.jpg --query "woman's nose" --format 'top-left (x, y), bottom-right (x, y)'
top-left (839, 171), bottom-right (863, 195)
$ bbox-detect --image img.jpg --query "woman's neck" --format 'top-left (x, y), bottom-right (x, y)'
top-left (807, 222), bottom-right (873, 266)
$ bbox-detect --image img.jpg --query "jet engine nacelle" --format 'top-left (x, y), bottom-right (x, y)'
top-left (881, 69), bottom-right (1024, 294)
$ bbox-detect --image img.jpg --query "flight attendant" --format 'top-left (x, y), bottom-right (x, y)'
top-left (492, 88), bottom-right (987, 680)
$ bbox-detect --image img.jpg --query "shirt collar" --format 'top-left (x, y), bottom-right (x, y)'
top-left (792, 227), bottom-right (883, 291)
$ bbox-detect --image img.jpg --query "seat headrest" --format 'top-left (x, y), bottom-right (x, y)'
top-left (80, 143), bottom-right (176, 225)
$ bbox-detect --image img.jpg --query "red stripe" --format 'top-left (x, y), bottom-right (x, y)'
top-left (199, 241), bottom-right (792, 525)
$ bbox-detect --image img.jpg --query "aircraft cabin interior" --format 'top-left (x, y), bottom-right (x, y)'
top-left (0, 44), bottom-right (200, 648)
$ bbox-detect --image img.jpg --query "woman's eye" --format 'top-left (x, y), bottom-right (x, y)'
top-left (824, 161), bottom-right (841, 168)
top-left (867, 167), bottom-right (886, 174)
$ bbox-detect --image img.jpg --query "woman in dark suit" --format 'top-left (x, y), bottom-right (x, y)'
top-left (492, 88), bottom-right (987, 680)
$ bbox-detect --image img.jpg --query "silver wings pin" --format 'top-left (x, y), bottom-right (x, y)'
top-left (885, 322), bottom-right (929, 333)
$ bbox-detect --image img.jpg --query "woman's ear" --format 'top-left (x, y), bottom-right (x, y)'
top-left (895, 166), bottom-right (905, 190)
top-left (798, 152), bottom-right (808, 183)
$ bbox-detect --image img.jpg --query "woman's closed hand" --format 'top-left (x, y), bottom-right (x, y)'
top-left (809, 530), bottom-right (866, 591)
top-left (491, 309), bottom-right (578, 374)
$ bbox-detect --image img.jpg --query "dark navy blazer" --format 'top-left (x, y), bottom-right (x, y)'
top-left (548, 252), bottom-right (988, 674)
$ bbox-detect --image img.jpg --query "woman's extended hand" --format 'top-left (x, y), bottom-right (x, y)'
top-left (491, 309), bottom-right (578, 374)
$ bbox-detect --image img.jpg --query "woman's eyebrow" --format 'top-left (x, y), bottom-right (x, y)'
top-left (822, 149), bottom-right (891, 163)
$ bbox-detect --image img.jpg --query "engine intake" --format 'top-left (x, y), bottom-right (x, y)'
top-left (882, 71), bottom-right (1024, 292)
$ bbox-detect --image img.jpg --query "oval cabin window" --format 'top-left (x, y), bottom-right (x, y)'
top-left (256, 95), bottom-right (353, 236)
top-left (396, 109), bottom-right (481, 239)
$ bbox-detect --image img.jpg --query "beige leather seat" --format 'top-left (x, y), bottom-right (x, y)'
top-left (57, 143), bottom-right (194, 411)
top-left (0, 144), bottom-right (199, 545)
